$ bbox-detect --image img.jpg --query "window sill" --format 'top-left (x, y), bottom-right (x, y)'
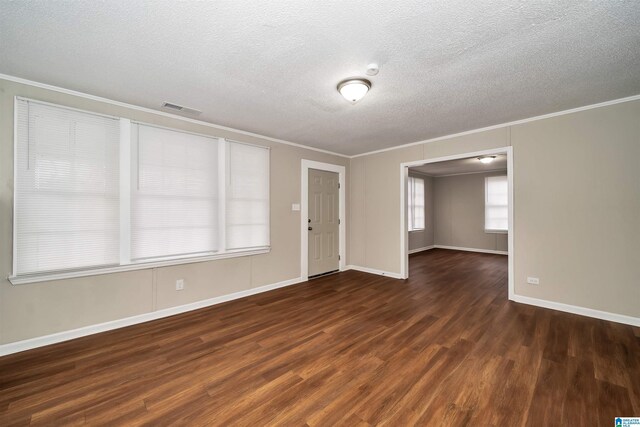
top-left (485, 230), bottom-right (508, 234)
top-left (408, 229), bottom-right (426, 233)
top-left (8, 247), bottom-right (270, 285)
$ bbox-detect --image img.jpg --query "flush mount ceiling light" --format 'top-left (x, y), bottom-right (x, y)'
top-left (337, 78), bottom-right (371, 103)
top-left (478, 156), bottom-right (497, 164)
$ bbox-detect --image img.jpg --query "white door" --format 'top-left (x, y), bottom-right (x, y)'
top-left (308, 169), bottom-right (339, 277)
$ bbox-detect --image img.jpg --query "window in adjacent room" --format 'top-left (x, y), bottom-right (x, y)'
top-left (485, 175), bottom-right (508, 233)
top-left (408, 176), bottom-right (425, 231)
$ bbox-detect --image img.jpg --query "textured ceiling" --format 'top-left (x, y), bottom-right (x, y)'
top-left (1, 1), bottom-right (639, 156)
top-left (411, 155), bottom-right (507, 176)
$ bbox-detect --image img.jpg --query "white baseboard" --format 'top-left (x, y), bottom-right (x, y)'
top-left (0, 276), bottom-right (304, 357)
top-left (434, 245), bottom-right (508, 255)
top-left (512, 294), bottom-right (640, 327)
top-left (5, 273), bottom-right (635, 357)
top-left (345, 265), bottom-right (404, 279)
top-left (408, 245), bottom-right (435, 254)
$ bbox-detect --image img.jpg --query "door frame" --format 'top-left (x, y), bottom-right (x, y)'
top-left (301, 160), bottom-right (346, 280)
top-left (399, 146), bottom-right (514, 300)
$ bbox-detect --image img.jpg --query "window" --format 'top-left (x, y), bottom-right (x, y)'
top-left (131, 124), bottom-right (220, 260)
top-left (485, 175), bottom-right (508, 233)
top-left (226, 141), bottom-right (270, 249)
top-left (14, 99), bottom-right (121, 275)
top-left (408, 176), bottom-right (425, 231)
top-left (13, 98), bottom-right (270, 282)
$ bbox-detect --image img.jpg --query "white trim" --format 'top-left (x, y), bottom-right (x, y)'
top-left (0, 73), bottom-right (348, 159)
top-left (119, 118), bottom-right (132, 265)
top-left (345, 265), bottom-right (403, 279)
top-left (352, 93), bottom-right (640, 158)
top-left (9, 248), bottom-right (270, 285)
top-left (507, 147), bottom-right (514, 300)
top-left (400, 165), bottom-right (409, 279)
top-left (434, 245), bottom-right (508, 255)
top-left (301, 160), bottom-right (346, 280)
top-left (12, 97), bottom-right (18, 276)
top-left (408, 245), bottom-right (435, 254)
top-left (400, 147), bottom-right (514, 300)
top-left (0, 276), bottom-right (304, 356)
top-left (218, 139), bottom-right (228, 251)
top-left (512, 295), bottom-right (640, 327)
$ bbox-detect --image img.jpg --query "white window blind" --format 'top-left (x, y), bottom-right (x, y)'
top-left (485, 175), bottom-right (508, 232)
top-left (14, 99), bottom-right (121, 275)
top-left (226, 141), bottom-right (270, 250)
top-left (13, 98), bottom-right (271, 282)
top-left (408, 176), bottom-right (425, 231)
top-left (131, 124), bottom-right (219, 260)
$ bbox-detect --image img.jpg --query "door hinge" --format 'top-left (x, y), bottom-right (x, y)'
top-left (338, 219), bottom-right (341, 224)
top-left (339, 255), bottom-right (341, 260)
top-left (338, 183), bottom-right (341, 189)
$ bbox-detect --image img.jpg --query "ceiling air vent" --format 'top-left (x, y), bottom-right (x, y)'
top-left (161, 102), bottom-right (202, 116)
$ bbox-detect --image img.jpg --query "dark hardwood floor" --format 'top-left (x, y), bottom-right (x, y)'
top-left (1, 249), bottom-right (638, 426)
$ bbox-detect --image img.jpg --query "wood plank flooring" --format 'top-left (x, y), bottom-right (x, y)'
top-left (1, 249), bottom-right (638, 426)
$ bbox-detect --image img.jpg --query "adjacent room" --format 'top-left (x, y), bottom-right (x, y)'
top-left (407, 154), bottom-right (509, 256)
top-left (1, 2), bottom-right (639, 426)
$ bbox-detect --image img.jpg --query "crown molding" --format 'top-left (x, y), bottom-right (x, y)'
top-left (3, 73), bottom-right (638, 160)
top-left (351, 93), bottom-right (640, 158)
top-left (0, 73), bottom-right (349, 159)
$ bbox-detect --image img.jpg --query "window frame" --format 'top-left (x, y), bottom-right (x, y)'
top-left (484, 174), bottom-right (508, 234)
top-left (407, 175), bottom-right (426, 232)
top-left (10, 97), bottom-right (270, 285)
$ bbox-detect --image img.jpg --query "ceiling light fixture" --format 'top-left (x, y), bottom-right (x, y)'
top-left (478, 156), bottom-right (496, 164)
top-left (337, 78), bottom-right (371, 103)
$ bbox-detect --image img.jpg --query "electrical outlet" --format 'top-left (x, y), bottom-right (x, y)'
top-left (176, 279), bottom-right (185, 291)
top-left (527, 277), bottom-right (540, 285)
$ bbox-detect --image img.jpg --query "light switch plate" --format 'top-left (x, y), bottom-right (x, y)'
top-left (291, 203), bottom-right (300, 211)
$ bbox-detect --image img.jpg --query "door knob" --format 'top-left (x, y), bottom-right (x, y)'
top-left (308, 227), bottom-right (313, 231)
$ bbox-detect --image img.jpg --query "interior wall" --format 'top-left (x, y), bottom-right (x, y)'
top-left (349, 145), bottom-right (423, 273)
top-left (433, 171), bottom-right (508, 252)
top-left (349, 100), bottom-right (640, 319)
top-left (0, 78), bottom-right (349, 345)
top-left (407, 172), bottom-right (434, 251)
top-left (511, 101), bottom-right (640, 317)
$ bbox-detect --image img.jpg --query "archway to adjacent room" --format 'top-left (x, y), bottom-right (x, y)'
top-left (399, 147), bottom-right (514, 299)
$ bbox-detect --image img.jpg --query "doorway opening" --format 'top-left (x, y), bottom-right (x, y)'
top-left (400, 147), bottom-right (514, 299)
top-left (301, 160), bottom-right (346, 281)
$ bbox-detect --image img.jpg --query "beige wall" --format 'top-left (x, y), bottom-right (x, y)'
top-left (408, 172), bottom-right (434, 251)
top-left (349, 101), bottom-right (640, 318)
top-left (511, 101), bottom-right (640, 317)
top-left (0, 78), bottom-right (349, 345)
top-left (349, 145), bottom-right (423, 272)
top-left (433, 172), bottom-right (508, 252)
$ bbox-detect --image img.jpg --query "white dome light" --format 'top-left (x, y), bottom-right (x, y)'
top-left (338, 78), bottom-right (371, 103)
